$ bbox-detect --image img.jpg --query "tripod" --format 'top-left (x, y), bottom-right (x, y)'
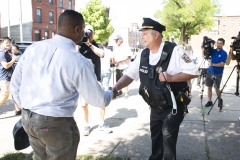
top-left (199, 69), bottom-right (208, 101)
top-left (207, 62), bottom-right (240, 115)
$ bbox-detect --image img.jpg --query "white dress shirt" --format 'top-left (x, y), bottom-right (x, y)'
top-left (124, 41), bottom-right (198, 81)
top-left (10, 35), bottom-right (112, 117)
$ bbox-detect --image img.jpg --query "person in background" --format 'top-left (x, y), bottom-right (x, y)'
top-left (101, 40), bottom-right (114, 91)
top-left (170, 36), bottom-right (177, 45)
top-left (79, 27), bottom-right (112, 136)
top-left (0, 37), bottom-right (16, 107)
top-left (11, 44), bottom-right (22, 115)
top-left (204, 38), bottom-right (227, 111)
top-left (184, 44), bottom-right (197, 97)
top-left (113, 35), bottom-right (132, 98)
top-left (111, 18), bottom-right (198, 160)
top-left (10, 10), bottom-right (113, 160)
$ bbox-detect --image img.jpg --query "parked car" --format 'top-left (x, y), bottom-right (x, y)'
top-left (15, 41), bottom-right (33, 53)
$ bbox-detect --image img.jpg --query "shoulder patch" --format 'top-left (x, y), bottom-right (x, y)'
top-left (182, 52), bottom-right (192, 63)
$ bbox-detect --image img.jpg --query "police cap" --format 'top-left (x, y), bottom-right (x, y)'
top-left (139, 18), bottom-right (166, 33)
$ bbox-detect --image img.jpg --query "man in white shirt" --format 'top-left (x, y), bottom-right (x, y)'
top-left (112, 18), bottom-right (198, 160)
top-left (113, 35), bottom-right (132, 97)
top-left (10, 10), bottom-right (113, 160)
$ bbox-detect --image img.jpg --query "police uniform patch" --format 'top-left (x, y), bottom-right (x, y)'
top-left (182, 53), bottom-right (192, 63)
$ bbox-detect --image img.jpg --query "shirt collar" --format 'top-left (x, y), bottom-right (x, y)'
top-left (53, 35), bottom-right (76, 48)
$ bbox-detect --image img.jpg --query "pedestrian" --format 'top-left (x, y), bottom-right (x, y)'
top-left (184, 44), bottom-right (197, 97)
top-left (204, 38), bottom-right (227, 111)
top-left (101, 40), bottom-right (114, 91)
top-left (79, 27), bottom-right (112, 136)
top-left (10, 10), bottom-right (113, 160)
top-left (112, 18), bottom-right (198, 160)
top-left (113, 34), bottom-right (132, 97)
top-left (0, 37), bottom-right (16, 107)
top-left (11, 44), bottom-right (22, 115)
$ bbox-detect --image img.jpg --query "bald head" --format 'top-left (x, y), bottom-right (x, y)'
top-left (57, 10), bottom-right (85, 43)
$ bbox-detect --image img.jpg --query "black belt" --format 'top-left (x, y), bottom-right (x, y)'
top-left (22, 108), bottom-right (73, 121)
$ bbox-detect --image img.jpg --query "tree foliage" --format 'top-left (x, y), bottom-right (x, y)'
top-left (155, 0), bottom-right (220, 44)
top-left (80, 0), bottom-right (114, 43)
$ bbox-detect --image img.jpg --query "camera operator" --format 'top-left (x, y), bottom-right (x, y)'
top-left (78, 27), bottom-right (112, 136)
top-left (204, 38), bottom-right (227, 111)
top-left (226, 31), bottom-right (240, 65)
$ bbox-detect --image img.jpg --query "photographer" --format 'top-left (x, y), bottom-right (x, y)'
top-left (79, 28), bottom-right (112, 136)
top-left (204, 38), bottom-right (227, 111)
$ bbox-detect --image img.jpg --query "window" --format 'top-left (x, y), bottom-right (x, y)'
top-left (49, 0), bottom-right (53, 4)
top-left (223, 20), bottom-right (226, 26)
top-left (34, 30), bottom-right (41, 41)
top-left (59, 0), bottom-right (63, 8)
top-left (68, 0), bottom-right (72, 9)
top-left (37, 8), bottom-right (42, 23)
top-left (49, 11), bottom-right (53, 24)
top-left (222, 30), bottom-right (226, 35)
top-left (45, 31), bottom-right (49, 39)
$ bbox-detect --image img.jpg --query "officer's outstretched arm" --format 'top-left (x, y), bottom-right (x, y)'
top-left (112, 75), bottom-right (133, 97)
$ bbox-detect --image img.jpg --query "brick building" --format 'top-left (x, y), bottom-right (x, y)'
top-left (0, 0), bottom-right (75, 42)
top-left (190, 15), bottom-right (240, 54)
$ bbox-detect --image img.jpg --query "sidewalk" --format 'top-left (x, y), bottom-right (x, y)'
top-left (0, 65), bottom-right (240, 159)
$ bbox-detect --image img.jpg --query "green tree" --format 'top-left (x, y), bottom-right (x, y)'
top-left (155, 0), bottom-right (220, 44)
top-left (80, 0), bottom-right (114, 43)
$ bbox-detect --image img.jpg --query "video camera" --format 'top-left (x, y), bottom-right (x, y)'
top-left (230, 31), bottom-right (240, 61)
top-left (79, 29), bottom-right (94, 54)
top-left (202, 36), bottom-right (215, 59)
top-left (81, 29), bottom-right (93, 43)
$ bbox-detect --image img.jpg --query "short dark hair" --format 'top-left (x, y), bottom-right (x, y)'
top-left (12, 44), bottom-right (20, 50)
top-left (102, 41), bottom-right (109, 48)
top-left (1, 37), bottom-right (11, 42)
top-left (218, 38), bottom-right (225, 45)
top-left (58, 10), bottom-right (84, 30)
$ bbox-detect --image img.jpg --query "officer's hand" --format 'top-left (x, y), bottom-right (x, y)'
top-left (159, 72), bottom-right (172, 82)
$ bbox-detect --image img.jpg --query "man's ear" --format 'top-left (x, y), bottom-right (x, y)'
top-left (74, 25), bottom-right (81, 35)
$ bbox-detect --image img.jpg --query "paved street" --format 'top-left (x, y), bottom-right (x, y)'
top-left (0, 63), bottom-right (240, 159)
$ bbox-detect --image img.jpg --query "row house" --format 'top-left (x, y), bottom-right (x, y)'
top-left (0, 0), bottom-right (75, 42)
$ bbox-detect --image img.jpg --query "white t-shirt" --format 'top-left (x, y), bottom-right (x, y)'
top-left (101, 47), bottom-right (114, 73)
top-left (124, 41), bottom-right (198, 81)
top-left (114, 43), bottom-right (132, 70)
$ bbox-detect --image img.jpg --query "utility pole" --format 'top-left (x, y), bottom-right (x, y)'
top-left (19, 0), bottom-right (23, 41)
top-left (7, 0), bottom-right (11, 38)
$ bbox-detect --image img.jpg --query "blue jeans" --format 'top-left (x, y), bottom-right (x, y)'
top-left (101, 70), bottom-right (112, 91)
top-left (21, 109), bottom-right (80, 160)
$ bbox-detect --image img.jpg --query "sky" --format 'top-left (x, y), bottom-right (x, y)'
top-left (75, 0), bottom-right (240, 24)
top-left (75, 0), bottom-right (240, 39)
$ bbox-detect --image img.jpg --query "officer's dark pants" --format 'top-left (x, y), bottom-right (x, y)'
top-left (149, 106), bottom-right (184, 160)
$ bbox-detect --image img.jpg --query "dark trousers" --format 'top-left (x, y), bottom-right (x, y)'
top-left (149, 107), bottom-right (184, 160)
top-left (116, 69), bottom-right (124, 82)
top-left (21, 109), bottom-right (80, 160)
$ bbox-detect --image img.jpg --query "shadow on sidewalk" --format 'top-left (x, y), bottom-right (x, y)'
top-left (105, 108), bottom-right (138, 128)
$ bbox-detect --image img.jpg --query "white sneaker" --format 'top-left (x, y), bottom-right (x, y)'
top-left (98, 124), bottom-right (112, 133)
top-left (83, 126), bottom-right (91, 136)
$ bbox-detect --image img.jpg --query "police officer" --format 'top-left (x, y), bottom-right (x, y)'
top-left (112, 18), bottom-right (198, 160)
